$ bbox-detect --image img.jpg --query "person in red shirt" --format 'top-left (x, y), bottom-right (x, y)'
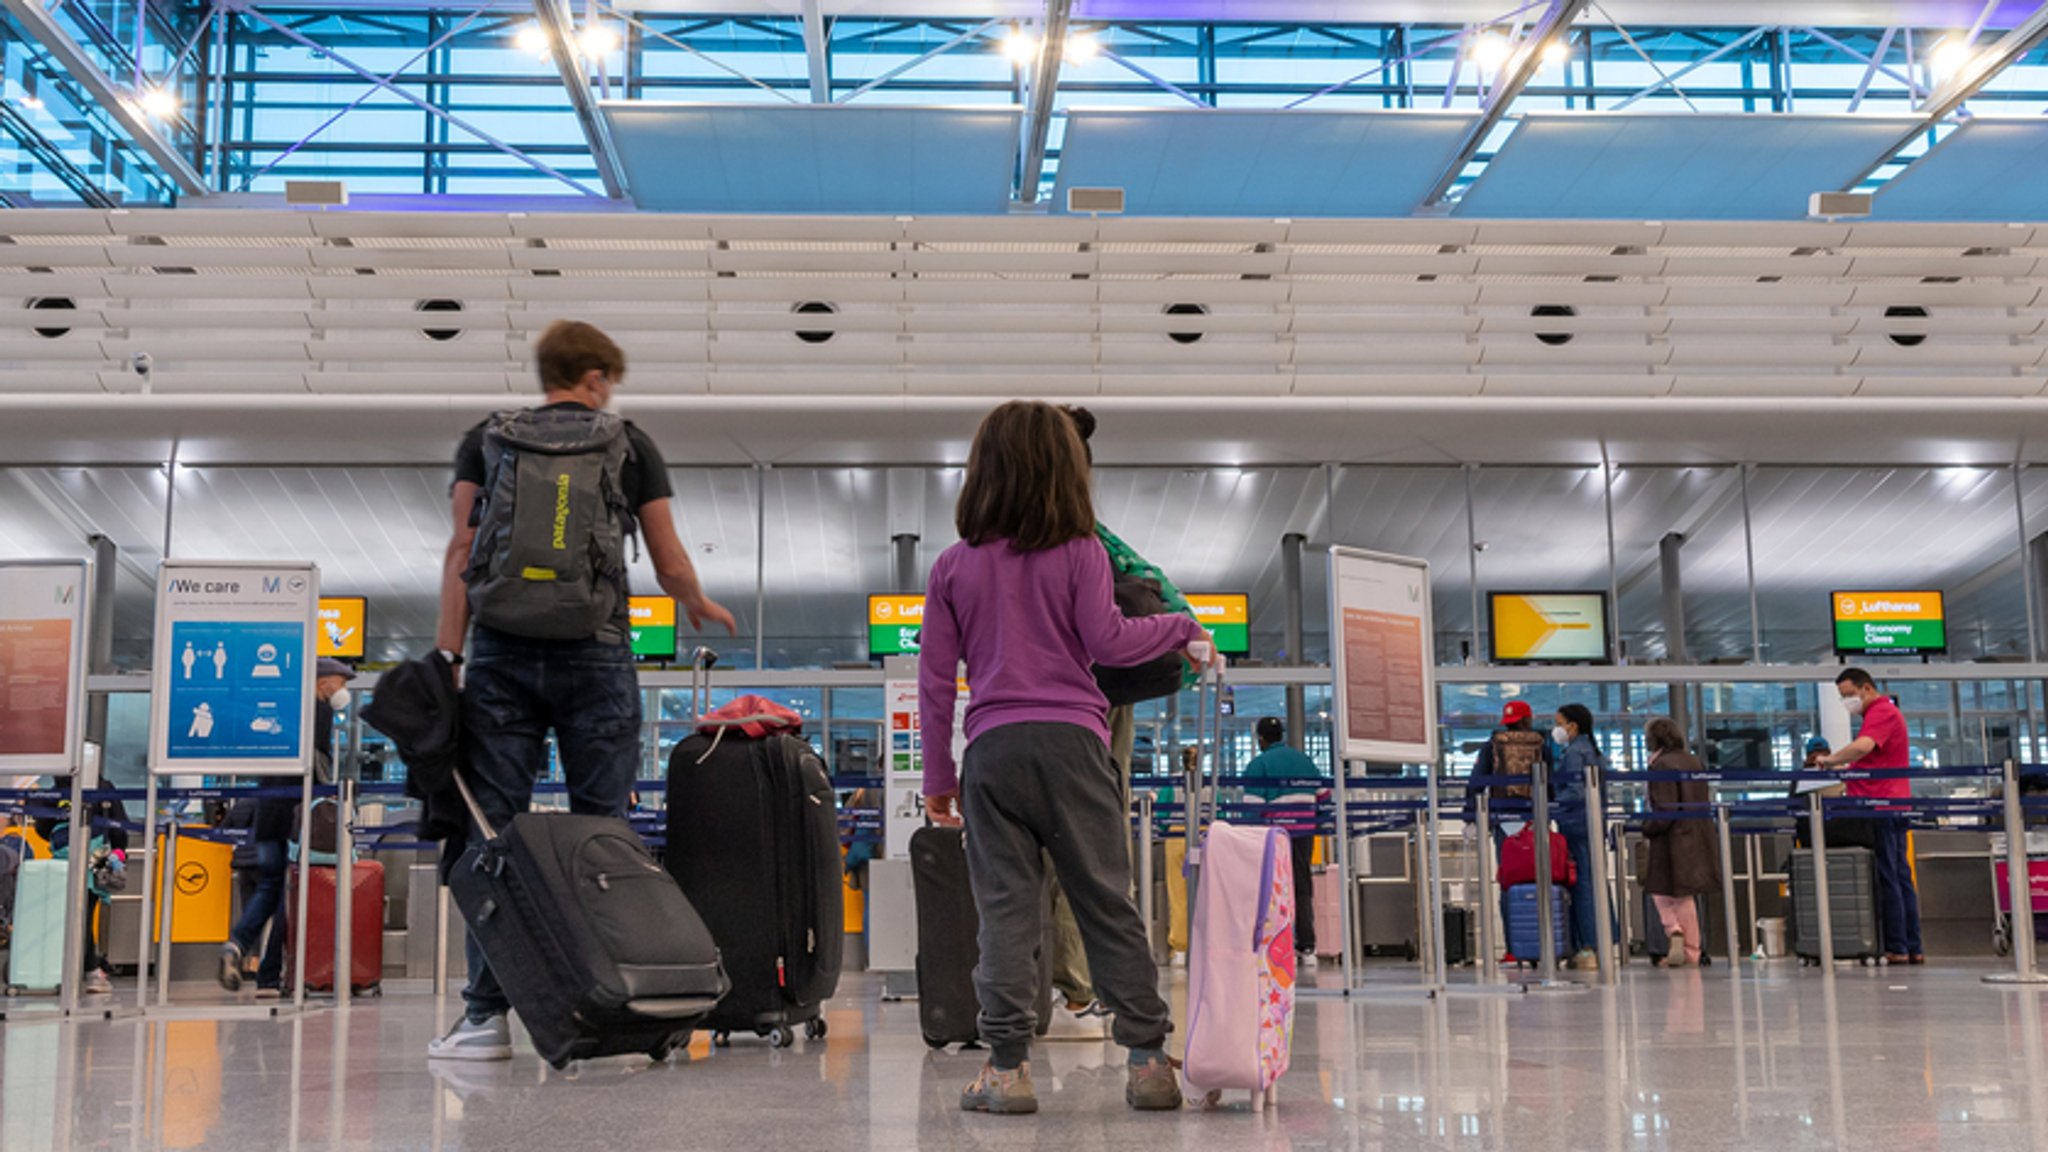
top-left (1811, 668), bottom-right (1923, 963)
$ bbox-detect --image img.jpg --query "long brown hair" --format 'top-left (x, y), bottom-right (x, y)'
top-left (955, 401), bottom-right (1096, 552)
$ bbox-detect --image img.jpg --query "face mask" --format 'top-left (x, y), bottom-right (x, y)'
top-left (1842, 695), bottom-right (1864, 717)
top-left (1552, 725), bottom-right (1572, 745)
top-left (328, 687), bottom-right (352, 712)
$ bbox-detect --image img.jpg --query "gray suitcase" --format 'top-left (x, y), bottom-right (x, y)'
top-left (1789, 847), bottom-right (1881, 966)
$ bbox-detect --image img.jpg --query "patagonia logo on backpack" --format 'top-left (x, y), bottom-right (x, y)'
top-left (466, 407), bottom-right (634, 643)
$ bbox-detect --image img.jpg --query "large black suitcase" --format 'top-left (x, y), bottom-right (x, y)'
top-left (909, 825), bottom-right (1056, 1050)
top-left (666, 731), bottom-right (844, 1047)
top-left (448, 778), bottom-right (727, 1068)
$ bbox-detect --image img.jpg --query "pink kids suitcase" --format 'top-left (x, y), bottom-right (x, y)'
top-left (1182, 820), bottom-right (1296, 1111)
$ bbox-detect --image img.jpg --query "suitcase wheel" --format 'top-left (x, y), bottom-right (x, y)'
top-left (712, 1031), bottom-right (732, 1048)
top-left (804, 1017), bottom-right (828, 1041)
top-left (765, 1025), bottom-right (795, 1049)
top-left (648, 1032), bottom-right (690, 1062)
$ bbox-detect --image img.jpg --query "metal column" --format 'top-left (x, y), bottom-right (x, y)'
top-left (1283, 531), bottom-right (1307, 748)
top-left (1661, 531), bottom-right (1690, 732)
top-left (892, 533), bottom-right (921, 594)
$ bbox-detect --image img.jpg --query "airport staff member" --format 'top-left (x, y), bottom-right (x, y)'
top-left (1811, 668), bottom-right (1924, 964)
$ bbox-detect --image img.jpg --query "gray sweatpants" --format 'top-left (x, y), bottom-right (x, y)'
top-left (962, 722), bottom-right (1171, 1066)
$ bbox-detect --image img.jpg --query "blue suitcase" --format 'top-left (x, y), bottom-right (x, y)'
top-left (1504, 883), bottom-right (1569, 964)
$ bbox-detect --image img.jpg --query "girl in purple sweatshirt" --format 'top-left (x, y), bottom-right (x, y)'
top-left (920, 400), bottom-right (1211, 1116)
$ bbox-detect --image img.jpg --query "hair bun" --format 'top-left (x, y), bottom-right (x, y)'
top-left (1063, 405), bottom-right (1097, 442)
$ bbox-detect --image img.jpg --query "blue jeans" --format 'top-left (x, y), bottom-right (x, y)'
top-left (460, 626), bottom-right (642, 1022)
top-left (1559, 820), bottom-right (1611, 956)
top-left (231, 840), bottom-right (289, 987)
top-left (1874, 819), bottom-right (1924, 956)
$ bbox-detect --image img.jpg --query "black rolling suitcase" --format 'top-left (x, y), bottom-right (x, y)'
top-left (910, 825), bottom-right (1056, 1050)
top-left (666, 716), bottom-right (844, 1048)
top-left (447, 774), bottom-right (728, 1069)
top-left (1790, 846), bottom-right (1882, 966)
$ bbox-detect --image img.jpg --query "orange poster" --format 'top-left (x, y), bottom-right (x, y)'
top-left (1342, 608), bottom-right (1428, 747)
top-left (0, 618), bottom-right (73, 757)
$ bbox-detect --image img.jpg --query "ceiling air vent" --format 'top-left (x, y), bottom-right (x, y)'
top-left (29, 296), bottom-right (74, 339)
top-left (1164, 303), bottom-right (1208, 345)
top-left (794, 301), bottom-right (837, 344)
top-left (1531, 304), bottom-right (1576, 346)
top-left (417, 299), bottom-right (463, 342)
top-left (1884, 304), bottom-right (1928, 348)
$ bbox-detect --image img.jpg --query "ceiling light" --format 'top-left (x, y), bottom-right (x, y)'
top-left (1002, 28), bottom-right (1041, 66)
top-left (515, 25), bottom-right (551, 57)
top-left (137, 88), bottom-right (179, 118)
top-left (18, 95), bottom-right (41, 110)
top-left (1063, 33), bottom-right (1100, 63)
top-left (1469, 32), bottom-right (1515, 71)
top-left (1929, 37), bottom-right (1972, 81)
top-left (580, 24), bottom-right (619, 58)
top-left (1541, 39), bottom-right (1571, 65)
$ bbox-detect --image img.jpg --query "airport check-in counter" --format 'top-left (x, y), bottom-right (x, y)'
top-left (21, 661), bottom-right (2043, 996)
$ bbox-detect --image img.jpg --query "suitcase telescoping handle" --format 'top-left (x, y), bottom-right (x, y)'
top-left (451, 770), bottom-right (501, 845)
top-left (690, 646), bottom-right (718, 722)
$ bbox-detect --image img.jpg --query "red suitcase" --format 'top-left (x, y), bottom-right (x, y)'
top-left (287, 860), bottom-right (385, 993)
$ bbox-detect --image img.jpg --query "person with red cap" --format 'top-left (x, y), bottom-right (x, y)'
top-left (1464, 700), bottom-right (1553, 962)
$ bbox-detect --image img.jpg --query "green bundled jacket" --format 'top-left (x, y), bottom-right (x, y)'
top-left (1096, 522), bottom-right (1200, 689)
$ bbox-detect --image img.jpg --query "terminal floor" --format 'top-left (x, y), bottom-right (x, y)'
top-left (4, 961), bottom-right (2048, 1150)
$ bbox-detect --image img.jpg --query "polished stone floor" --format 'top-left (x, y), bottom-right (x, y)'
top-left (4, 960), bottom-right (2048, 1151)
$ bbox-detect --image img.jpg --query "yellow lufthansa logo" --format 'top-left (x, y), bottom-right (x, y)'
top-left (552, 473), bottom-right (571, 549)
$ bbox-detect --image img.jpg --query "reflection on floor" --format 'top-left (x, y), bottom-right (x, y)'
top-left (4, 962), bottom-right (2048, 1150)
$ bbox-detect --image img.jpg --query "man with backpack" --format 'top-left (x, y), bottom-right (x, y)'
top-left (427, 320), bottom-right (736, 1062)
top-left (1463, 700), bottom-right (1552, 962)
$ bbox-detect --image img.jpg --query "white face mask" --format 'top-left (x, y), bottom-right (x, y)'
top-left (1552, 725), bottom-right (1572, 745)
top-left (1841, 695), bottom-right (1864, 717)
top-left (328, 687), bottom-right (352, 712)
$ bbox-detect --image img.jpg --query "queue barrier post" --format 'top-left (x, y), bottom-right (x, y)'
top-left (1808, 790), bottom-right (1836, 972)
top-left (1985, 759), bottom-right (2048, 987)
top-left (1716, 803), bottom-right (1741, 980)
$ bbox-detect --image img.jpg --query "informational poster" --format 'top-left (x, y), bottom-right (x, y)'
top-left (1186, 594), bottom-right (1250, 655)
top-left (150, 562), bottom-right (318, 777)
top-left (0, 560), bottom-right (90, 772)
top-left (1832, 590), bottom-right (1946, 655)
top-left (1488, 591), bottom-right (1611, 663)
top-left (316, 597), bottom-right (367, 660)
top-left (881, 658), bottom-right (924, 862)
top-left (1328, 547), bottom-right (1438, 765)
top-left (629, 596), bottom-right (677, 661)
top-left (869, 595), bottom-right (926, 658)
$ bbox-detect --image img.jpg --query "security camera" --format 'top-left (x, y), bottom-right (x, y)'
top-left (131, 352), bottom-right (153, 377)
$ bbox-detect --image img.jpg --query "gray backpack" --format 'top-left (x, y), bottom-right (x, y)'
top-left (465, 407), bottom-right (634, 643)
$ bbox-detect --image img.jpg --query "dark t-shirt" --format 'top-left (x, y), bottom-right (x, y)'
top-left (452, 401), bottom-right (673, 514)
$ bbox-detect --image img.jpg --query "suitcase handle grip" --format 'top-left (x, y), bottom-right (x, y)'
top-left (452, 771), bottom-right (501, 843)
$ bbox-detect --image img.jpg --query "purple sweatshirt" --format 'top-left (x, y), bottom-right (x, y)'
top-left (918, 535), bottom-right (1205, 797)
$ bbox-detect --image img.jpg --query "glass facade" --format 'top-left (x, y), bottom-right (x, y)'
top-left (7, 8), bottom-right (2047, 202)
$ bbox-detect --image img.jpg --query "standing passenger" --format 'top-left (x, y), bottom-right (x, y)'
top-left (1551, 704), bottom-right (1610, 970)
top-left (1640, 717), bottom-right (1716, 968)
top-left (920, 401), bottom-right (1213, 1115)
top-left (426, 320), bottom-right (735, 1061)
top-left (1811, 668), bottom-right (1923, 964)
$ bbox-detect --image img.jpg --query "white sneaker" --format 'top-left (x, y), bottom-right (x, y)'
top-left (1042, 1001), bottom-right (1110, 1041)
top-left (1297, 951), bottom-right (1319, 972)
top-left (1664, 931), bottom-right (1692, 968)
top-left (427, 1014), bottom-right (513, 1062)
top-left (83, 969), bottom-right (112, 996)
